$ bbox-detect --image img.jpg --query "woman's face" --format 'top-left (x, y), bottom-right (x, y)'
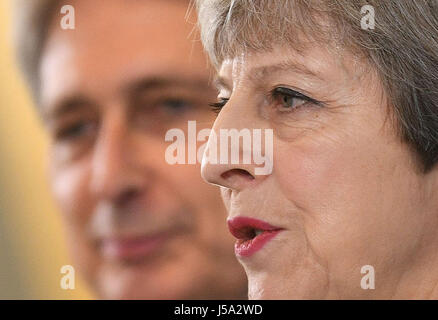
top-left (201, 45), bottom-right (438, 299)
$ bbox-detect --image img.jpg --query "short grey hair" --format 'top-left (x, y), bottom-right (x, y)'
top-left (195, 0), bottom-right (438, 173)
top-left (12, 0), bottom-right (59, 101)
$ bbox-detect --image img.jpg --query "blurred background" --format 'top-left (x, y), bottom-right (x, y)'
top-left (0, 0), bottom-right (91, 299)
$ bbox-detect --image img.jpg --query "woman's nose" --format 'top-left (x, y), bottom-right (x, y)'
top-left (201, 160), bottom-right (257, 192)
top-left (201, 99), bottom-right (271, 192)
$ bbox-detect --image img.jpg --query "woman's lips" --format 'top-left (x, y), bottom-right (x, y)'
top-left (227, 217), bottom-right (284, 258)
top-left (100, 233), bottom-right (170, 262)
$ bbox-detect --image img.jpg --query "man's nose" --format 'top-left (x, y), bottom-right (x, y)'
top-left (90, 110), bottom-right (142, 204)
top-left (201, 98), bottom-right (270, 192)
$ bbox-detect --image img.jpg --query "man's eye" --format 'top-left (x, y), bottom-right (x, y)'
top-left (55, 121), bottom-right (96, 141)
top-left (271, 87), bottom-right (318, 112)
top-left (159, 98), bottom-right (193, 114)
top-left (209, 98), bottom-right (229, 114)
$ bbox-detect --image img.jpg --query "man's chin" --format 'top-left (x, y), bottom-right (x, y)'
top-left (95, 262), bottom-right (199, 300)
top-left (97, 274), bottom-right (180, 300)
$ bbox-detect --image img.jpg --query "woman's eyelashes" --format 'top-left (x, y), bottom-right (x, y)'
top-left (209, 98), bottom-right (229, 114)
top-left (209, 87), bottom-right (322, 115)
top-left (270, 87), bottom-right (322, 112)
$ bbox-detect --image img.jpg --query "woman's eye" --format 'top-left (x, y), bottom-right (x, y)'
top-left (278, 93), bottom-right (306, 110)
top-left (271, 87), bottom-right (316, 112)
top-left (209, 98), bottom-right (229, 114)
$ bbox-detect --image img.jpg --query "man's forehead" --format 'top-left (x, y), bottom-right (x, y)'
top-left (40, 2), bottom-right (212, 115)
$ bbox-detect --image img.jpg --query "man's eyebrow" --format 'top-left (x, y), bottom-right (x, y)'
top-left (125, 76), bottom-right (212, 97)
top-left (43, 95), bottom-right (95, 123)
top-left (248, 60), bottom-right (323, 83)
top-left (43, 76), bottom-right (213, 122)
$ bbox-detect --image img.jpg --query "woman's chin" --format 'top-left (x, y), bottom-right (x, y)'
top-left (246, 272), bottom-right (295, 299)
top-left (247, 278), bottom-right (295, 300)
top-left (246, 266), bottom-right (330, 300)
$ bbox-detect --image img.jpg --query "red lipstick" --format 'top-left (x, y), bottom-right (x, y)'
top-left (227, 217), bottom-right (283, 257)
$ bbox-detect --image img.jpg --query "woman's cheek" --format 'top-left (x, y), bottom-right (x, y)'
top-left (273, 130), bottom-right (373, 254)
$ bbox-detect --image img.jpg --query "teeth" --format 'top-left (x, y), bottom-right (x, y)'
top-left (254, 229), bottom-right (264, 236)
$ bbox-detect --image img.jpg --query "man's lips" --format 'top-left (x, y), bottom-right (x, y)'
top-left (227, 217), bottom-right (284, 258)
top-left (100, 233), bottom-right (170, 261)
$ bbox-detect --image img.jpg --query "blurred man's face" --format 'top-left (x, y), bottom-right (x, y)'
top-left (39, 0), bottom-right (246, 299)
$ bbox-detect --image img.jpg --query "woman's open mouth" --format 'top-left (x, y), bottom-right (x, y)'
top-left (227, 217), bottom-right (284, 258)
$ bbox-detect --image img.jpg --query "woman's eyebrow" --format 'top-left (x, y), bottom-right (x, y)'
top-left (248, 60), bottom-right (324, 83)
